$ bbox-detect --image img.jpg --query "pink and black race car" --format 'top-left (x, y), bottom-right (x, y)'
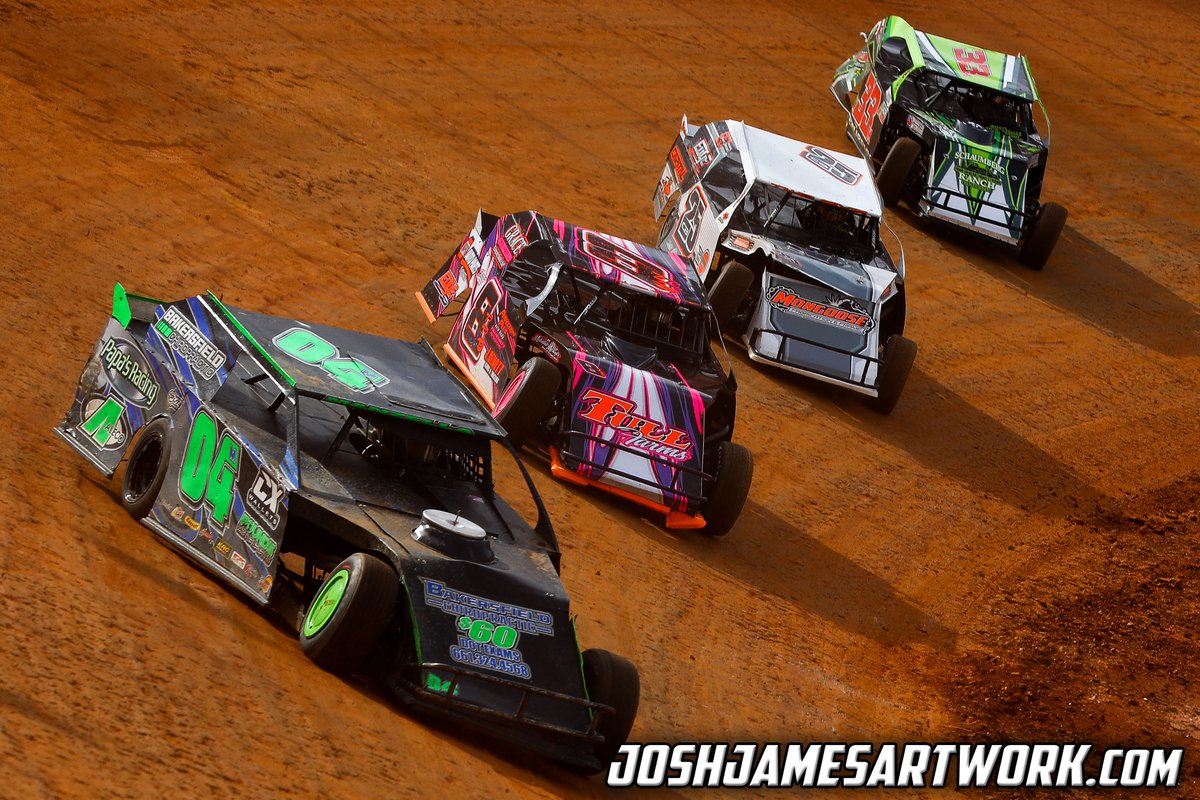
top-left (417, 210), bottom-right (752, 536)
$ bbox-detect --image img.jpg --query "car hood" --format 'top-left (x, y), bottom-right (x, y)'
top-left (909, 110), bottom-right (1045, 160)
top-left (721, 231), bottom-right (896, 304)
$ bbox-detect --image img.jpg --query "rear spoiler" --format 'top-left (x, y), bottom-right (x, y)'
top-left (416, 209), bottom-right (501, 323)
top-left (652, 115), bottom-right (696, 220)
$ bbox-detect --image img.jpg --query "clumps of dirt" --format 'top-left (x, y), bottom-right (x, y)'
top-left (937, 473), bottom-right (1200, 794)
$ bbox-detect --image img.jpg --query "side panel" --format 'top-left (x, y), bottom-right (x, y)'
top-left (57, 316), bottom-right (182, 475)
top-left (417, 210), bottom-right (489, 322)
top-left (148, 402), bottom-right (289, 602)
top-left (654, 120), bottom-right (746, 281)
top-left (441, 213), bottom-right (549, 406)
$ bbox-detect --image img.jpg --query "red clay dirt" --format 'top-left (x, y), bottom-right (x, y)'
top-left (2, 1), bottom-right (1198, 797)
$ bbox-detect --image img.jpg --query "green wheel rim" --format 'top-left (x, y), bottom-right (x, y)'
top-left (304, 569), bottom-right (350, 638)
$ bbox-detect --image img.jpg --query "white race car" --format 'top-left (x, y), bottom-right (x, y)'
top-left (653, 117), bottom-right (917, 414)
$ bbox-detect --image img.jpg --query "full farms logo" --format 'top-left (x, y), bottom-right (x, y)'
top-left (576, 389), bottom-right (694, 463)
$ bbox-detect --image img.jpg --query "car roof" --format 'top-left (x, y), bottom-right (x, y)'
top-left (733, 123), bottom-right (883, 217)
top-left (212, 297), bottom-right (506, 438)
top-left (881, 16), bottom-right (1039, 101)
top-left (502, 211), bottom-right (710, 309)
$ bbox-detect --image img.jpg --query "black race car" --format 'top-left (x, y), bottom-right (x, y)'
top-left (55, 284), bottom-right (639, 773)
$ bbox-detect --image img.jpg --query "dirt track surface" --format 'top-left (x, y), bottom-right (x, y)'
top-left (3, 1), bottom-right (1199, 797)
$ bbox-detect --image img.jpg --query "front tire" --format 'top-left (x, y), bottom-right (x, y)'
top-left (702, 441), bottom-right (754, 537)
top-left (582, 648), bottom-right (640, 769)
top-left (492, 357), bottom-right (561, 446)
top-left (300, 552), bottom-right (398, 675)
top-left (875, 138), bottom-right (922, 206)
top-left (1019, 201), bottom-right (1068, 270)
top-left (121, 417), bottom-right (171, 519)
top-left (867, 335), bottom-right (918, 415)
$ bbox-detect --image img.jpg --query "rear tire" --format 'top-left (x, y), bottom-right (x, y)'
top-left (868, 335), bottom-right (918, 415)
top-left (875, 138), bottom-right (922, 206)
top-left (582, 648), bottom-right (640, 770)
top-left (492, 357), bottom-right (561, 445)
top-left (707, 262), bottom-right (754, 331)
top-left (300, 552), bottom-right (398, 675)
top-left (702, 441), bottom-right (754, 537)
top-left (121, 417), bottom-right (171, 520)
top-left (1019, 201), bottom-right (1067, 270)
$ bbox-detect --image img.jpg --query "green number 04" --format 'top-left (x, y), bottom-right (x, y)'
top-left (179, 409), bottom-right (240, 526)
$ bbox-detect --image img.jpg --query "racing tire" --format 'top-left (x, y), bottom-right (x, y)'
top-left (300, 552), bottom-right (398, 675)
top-left (702, 441), bottom-right (754, 537)
top-left (867, 335), bottom-right (918, 415)
top-left (707, 262), bottom-right (754, 331)
top-left (875, 138), bottom-right (922, 206)
top-left (582, 648), bottom-right (640, 770)
top-left (493, 357), bottom-right (561, 446)
top-left (1018, 201), bottom-right (1068, 270)
top-left (121, 417), bottom-right (171, 520)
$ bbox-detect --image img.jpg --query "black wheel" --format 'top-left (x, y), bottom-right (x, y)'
top-left (492, 356), bottom-right (561, 445)
top-left (707, 262), bottom-right (754, 331)
top-left (582, 648), bottom-right (640, 769)
top-left (868, 335), bottom-right (918, 415)
top-left (702, 441), bottom-right (754, 537)
top-left (1019, 201), bottom-right (1068, 270)
top-left (300, 552), bottom-right (398, 675)
top-left (875, 138), bottom-right (922, 206)
top-left (121, 417), bottom-right (171, 519)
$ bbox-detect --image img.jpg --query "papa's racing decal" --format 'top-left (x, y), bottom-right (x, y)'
top-left (800, 145), bottom-right (863, 186)
top-left (422, 579), bottom-right (555, 681)
top-left (577, 388), bottom-right (694, 463)
top-left (155, 306), bottom-right (226, 380)
top-left (99, 338), bottom-right (160, 407)
top-left (768, 286), bottom-right (874, 333)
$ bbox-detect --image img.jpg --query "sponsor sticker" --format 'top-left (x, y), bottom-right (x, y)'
top-left (99, 338), bottom-right (160, 407)
top-left (422, 579), bottom-right (555, 681)
top-left (230, 551), bottom-right (247, 570)
top-left (768, 286), bottom-right (875, 333)
top-left (530, 332), bottom-right (561, 363)
top-left (577, 388), bottom-right (694, 463)
top-left (247, 467), bottom-right (283, 530)
top-left (155, 306), bottom-right (226, 380)
top-left (77, 395), bottom-right (128, 450)
top-left (234, 511), bottom-right (278, 565)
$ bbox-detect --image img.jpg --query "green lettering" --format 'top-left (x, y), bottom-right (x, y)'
top-left (273, 328), bottom-right (335, 365)
top-left (179, 410), bottom-right (217, 504)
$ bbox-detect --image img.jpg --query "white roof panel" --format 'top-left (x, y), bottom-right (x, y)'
top-left (736, 123), bottom-right (883, 217)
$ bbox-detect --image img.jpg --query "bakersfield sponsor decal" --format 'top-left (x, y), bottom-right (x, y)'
top-left (155, 306), bottom-right (225, 380)
top-left (768, 286), bottom-right (874, 333)
top-left (577, 388), bottom-right (694, 463)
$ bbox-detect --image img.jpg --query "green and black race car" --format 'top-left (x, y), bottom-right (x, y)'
top-left (55, 284), bottom-right (639, 774)
top-left (832, 16), bottom-right (1067, 269)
